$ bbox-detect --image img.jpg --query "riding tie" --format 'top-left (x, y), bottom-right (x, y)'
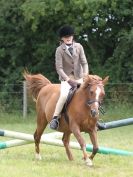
top-left (68, 47), bottom-right (73, 56)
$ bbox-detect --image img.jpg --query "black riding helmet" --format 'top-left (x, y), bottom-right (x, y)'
top-left (59, 25), bottom-right (74, 38)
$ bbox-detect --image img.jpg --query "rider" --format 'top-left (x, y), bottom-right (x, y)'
top-left (49, 25), bottom-right (89, 130)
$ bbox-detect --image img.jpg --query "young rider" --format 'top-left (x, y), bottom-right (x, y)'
top-left (50, 25), bottom-right (89, 130)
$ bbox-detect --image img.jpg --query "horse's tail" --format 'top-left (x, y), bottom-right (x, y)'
top-left (23, 71), bottom-right (52, 101)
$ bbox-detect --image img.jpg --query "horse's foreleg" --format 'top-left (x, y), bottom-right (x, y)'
top-left (34, 114), bottom-right (48, 160)
top-left (62, 132), bottom-right (74, 161)
top-left (89, 127), bottom-right (99, 160)
top-left (72, 127), bottom-right (93, 166)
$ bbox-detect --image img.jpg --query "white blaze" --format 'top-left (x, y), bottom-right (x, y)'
top-left (95, 87), bottom-right (101, 107)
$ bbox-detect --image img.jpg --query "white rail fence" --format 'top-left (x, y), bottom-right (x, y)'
top-left (0, 82), bottom-right (132, 118)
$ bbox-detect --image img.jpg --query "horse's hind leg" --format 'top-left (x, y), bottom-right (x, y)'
top-left (62, 132), bottom-right (74, 161)
top-left (34, 113), bottom-right (48, 160)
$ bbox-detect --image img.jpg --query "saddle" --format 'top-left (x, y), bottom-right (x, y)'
top-left (62, 86), bottom-right (78, 124)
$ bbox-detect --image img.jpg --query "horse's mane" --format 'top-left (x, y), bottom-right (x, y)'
top-left (89, 75), bottom-right (102, 82)
top-left (82, 75), bottom-right (103, 88)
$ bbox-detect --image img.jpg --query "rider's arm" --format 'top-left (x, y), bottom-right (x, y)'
top-left (55, 47), bottom-right (69, 81)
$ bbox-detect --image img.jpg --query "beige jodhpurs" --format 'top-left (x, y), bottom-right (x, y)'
top-left (53, 78), bottom-right (83, 117)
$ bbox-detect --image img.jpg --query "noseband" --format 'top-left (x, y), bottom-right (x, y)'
top-left (87, 100), bottom-right (105, 115)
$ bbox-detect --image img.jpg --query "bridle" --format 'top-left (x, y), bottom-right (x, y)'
top-left (86, 83), bottom-right (105, 115)
top-left (87, 100), bottom-right (105, 115)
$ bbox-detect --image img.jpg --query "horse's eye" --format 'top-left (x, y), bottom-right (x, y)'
top-left (101, 92), bottom-right (105, 97)
top-left (90, 90), bottom-right (93, 95)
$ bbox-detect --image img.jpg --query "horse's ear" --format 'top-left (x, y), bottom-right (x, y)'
top-left (82, 75), bottom-right (90, 88)
top-left (102, 76), bottom-right (109, 85)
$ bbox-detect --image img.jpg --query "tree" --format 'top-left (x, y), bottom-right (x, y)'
top-left (0, 0), bottom-right (132, 85)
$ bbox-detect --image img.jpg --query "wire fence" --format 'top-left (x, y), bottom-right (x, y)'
top-left (0, 82), bottom-right (132, 118)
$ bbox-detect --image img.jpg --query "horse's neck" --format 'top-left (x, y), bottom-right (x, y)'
top-left (76, 87), bottom-right (88, 102)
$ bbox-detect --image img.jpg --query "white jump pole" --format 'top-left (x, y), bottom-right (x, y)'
top-left (0, 129), bottom-right (133, 156)
top-left (0, 131), bottom-right (63, 150)
top-left (0, 129), bottom-right (62, 141)
top-left (0, 129), bottom-right (84, 150)
top-left (0, 139), bottom-right (30, 149)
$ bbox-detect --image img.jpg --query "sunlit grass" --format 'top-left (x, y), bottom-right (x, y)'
top-left (0, 105), bottom-right (132, 177)
top-left (100, 102), bottom-right (133, 122)
top-left (0, 136), bottom-right (132, 177)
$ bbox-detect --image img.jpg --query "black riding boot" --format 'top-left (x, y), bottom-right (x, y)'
top-left (49, 116), bottom-right (59, 130)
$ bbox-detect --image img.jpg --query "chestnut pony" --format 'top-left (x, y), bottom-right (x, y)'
top-left (24, 72), bottom-right (109, 166)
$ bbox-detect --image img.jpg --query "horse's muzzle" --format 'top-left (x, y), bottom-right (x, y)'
top-left (91, 109), bottom-right (99, 118)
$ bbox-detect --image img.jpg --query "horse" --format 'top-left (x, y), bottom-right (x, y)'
top-left (24, 71), bottom-right (109, 166)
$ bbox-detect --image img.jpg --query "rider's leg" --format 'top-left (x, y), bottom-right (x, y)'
top-left (49, 81), bottom-right (71, 130)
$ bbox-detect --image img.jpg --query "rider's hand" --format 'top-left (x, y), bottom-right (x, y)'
top-left (67, 79), bottom-right (78, 88)
top-left (83, 74), bottom-right (88, 82)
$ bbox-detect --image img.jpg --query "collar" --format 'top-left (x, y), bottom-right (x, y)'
top-left (65, 44), bottom-right (72, 50)
top-left (61, 42), bottom-right (75, 50)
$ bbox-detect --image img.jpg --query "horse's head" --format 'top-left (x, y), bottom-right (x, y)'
top-left (82, 75), bottom-right (109, 119)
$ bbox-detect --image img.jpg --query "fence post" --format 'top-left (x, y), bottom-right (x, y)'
top-left (23, 81), bottom-right (27, 118)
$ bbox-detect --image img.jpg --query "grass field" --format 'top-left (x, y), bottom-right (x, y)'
top-left (0, 106), bottom-right (133, 177)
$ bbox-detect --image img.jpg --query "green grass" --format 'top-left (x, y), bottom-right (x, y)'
top-left (99, 103), bottom-right (133, 121)
top-left (0, 109), bottom-right (133, 177)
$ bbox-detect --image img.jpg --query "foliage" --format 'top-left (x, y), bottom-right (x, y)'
top-left (0, 0), bottom-right (132, 109)
top-left (105, 29), bottom-right (133, 82)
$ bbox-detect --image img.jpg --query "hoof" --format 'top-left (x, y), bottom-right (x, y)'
top-left (85, 158), bottom-right (93, 167)
top-left (35, 153), bottom-right (42, 160)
